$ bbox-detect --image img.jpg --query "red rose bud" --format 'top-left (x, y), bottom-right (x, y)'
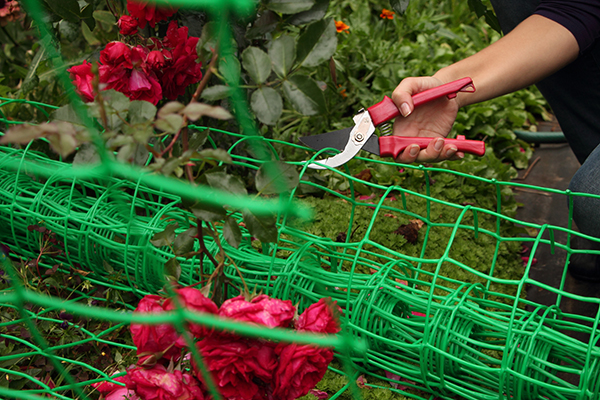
top-left (128, 364), bottom-right (205, 400)
top-left (218, 294), bottom-right (295, 329)
top-left (273, 343), bottom-right (334, 400)
top-left (130, 295), bottom-right (186, 361)
top-left (163, 287), bottom-right (219, 338)
top-left (296, 298), bottom-right (343, 334)
top-left (195, 337), bottom-right (277, 400)
top-left (117, 15), bottom-right (138, 36)
top-left (126, 0), bottom-right (178, 29)
top-left (147, 50), bottom-right (165, 70)
top-left (68, 60), bottom-right (96, 102)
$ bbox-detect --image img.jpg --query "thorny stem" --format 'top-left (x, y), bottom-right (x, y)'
top-left (191, 49), bottom-right (219, 103)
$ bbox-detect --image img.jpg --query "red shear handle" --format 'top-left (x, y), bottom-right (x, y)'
top-left (367, 77), bottom-right (474, 127)
top-left (379, 135), bottom-right (486, 158)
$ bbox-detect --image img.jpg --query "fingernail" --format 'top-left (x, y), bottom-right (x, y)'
top-left (446, 147), bottom-right (457, 158)
top-left (434, 138), bottom-right (444, 152)
top-left (400, 103), bottom-right (411, 117)
top-left (409, 145), bottom-right (419, 156)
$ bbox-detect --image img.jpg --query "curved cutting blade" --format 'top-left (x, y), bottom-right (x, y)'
top-left (300, 127), bottom-right (380, 155)
top-left (302, 112), bottom-right (376, 169)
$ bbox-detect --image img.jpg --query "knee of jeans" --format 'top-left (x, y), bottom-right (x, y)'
top-left (569, 170), bottom-right (600, 237)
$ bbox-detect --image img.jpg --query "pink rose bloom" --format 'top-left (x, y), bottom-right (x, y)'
top-left (195, 337), bottom-right (277, 400)
top-left (163, 287), bottom-right (219, 338)
top-left (296, 298), bottom-right (343, 334)
top-left (218, 294), bottom-right (295, 329)
top-left (130, 295), bottom-right (186, 361)
top-left (128, 364), bottom-right (205, 400)
top-left (273, 343), bottom-right (334, 400)
top-left (127, 0), bottom-right (178, 29)
top-left (118, 15), bottom-right (139, 35)
top-left (68, 60), bottom-right (95, 102)
top-left (93, 372), bottom-right (139, 400)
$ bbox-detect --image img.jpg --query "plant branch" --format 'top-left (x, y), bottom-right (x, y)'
top-left (191, 49), bottom-right (219, 103)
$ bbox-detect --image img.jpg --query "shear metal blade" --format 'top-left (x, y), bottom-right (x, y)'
top-left (300, 128), bottom-right (380, 155)
top-left (300, 113), bottom-right (377, 169)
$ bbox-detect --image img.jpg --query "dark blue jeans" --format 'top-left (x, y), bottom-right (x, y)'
top-left (490, 0), bottom-right (600, 237)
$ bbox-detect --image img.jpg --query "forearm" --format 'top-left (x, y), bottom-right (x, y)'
top-left (434, 14), bottom-right (579, 107)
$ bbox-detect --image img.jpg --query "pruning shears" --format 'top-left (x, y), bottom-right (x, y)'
top-left (300, 77), bottom-right (485, 169)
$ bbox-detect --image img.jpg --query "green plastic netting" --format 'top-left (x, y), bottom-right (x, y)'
top-left (2, 0), bottom-right (600, 399)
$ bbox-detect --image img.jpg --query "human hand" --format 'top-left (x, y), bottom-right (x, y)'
top-left (391, 76), bottom-right (462, 163)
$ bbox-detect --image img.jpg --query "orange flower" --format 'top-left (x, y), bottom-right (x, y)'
top-left (335, 20), bottom-right (349, 33)
top-left (380, 9), bottom-right (395, 19)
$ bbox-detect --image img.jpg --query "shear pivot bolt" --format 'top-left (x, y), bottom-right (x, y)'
top-left (355, 133), bottom-right (364, 142)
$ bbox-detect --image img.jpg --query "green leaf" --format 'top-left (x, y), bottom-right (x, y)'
top-left (51, 104), bottom-right (83, 125)
top-left (93, 10), bottom-right (116, 26)
top-left (158, 102), bottom-right (185, 118)
top-left (150, 224), bottom-right (178, 247)
top-left (182, 103), bottom-right (233, 121)
top-left (269, 35), bottom-right (296, 78)
top-left (205, 170), bottom-right (248, 197)
top-left (172, 227), bottom-right (196, 256)
top-left (282, 75), bottom-right (326, 115)
top-left (242, 210), bottom-right (278, 243)
top-left (0, 124), bottom-right (43, 145)
top-left (73, 143), bottom-right (100, 165)
top-left (389, 0), bottom-right (410, 15)
top-left (43, 0), bottom-right (81, 24)
top-left (251, 87), bottom-right (283, 126)
top-left (256, 161), bottom-right (299, 194)
top-left (129, 101), bottom-right (157, 125)
top-left (188, 202), bottom-right (227, 222)
top-left (197, 148), bottom-right (232, 163)
top-left (201, 85), bottom-right (231, 101)
top-left (296, 18), bottom-right (337, 68)
top-left (188, 128), bottom-right (209, 151)
top-left (81, 4), bottom-right (95, 31)
top-left (219, 55), bottom-right (241, 86)
top-left (241, 47), bottom-right (272, 85)
top-left (82, 20), bottom-right (100, 46)
top-left (287, 0), bottom-right (329, 25)
top-left (223, 216), bottom-right (242, 248)
top-left (266, 0), bottom-right (315, 14)
top-left (164, 257), bottom-right (181, 281)
top-left (155, 114), bottom-right (184, 134)
top-left (246, 10), bottom-right (279, 39)
top-left (102, 89), bottom-right (130, 115)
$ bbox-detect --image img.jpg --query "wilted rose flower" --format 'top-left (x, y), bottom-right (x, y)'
top-left (68, 60), bottom-right (95, 102)
top-left (296, 298), bottom-right (343, 334)
top-left (273, 343), bottom-right (334, 400)
top-left (127, 0), bottom-right (178, 29)
top-left (128, 364), bottom-right (205, 400)
top-left (157, 21), bottom-right (202, 100)
top-left (195, 337), bottom-right (277, 400)
top-left (218, 294), bottom-right (295, 329)
top-left (130, 294), bottom-right (186, 361)
top-left (97, 43), bottom-right (163, 105)
top-left (163, 287), bottom-right (219, 338)
top-left (118, 15), bottom-right (139, 35)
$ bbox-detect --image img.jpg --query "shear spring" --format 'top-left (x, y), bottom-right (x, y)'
top-left (379, 122), bottom-right (392, 136)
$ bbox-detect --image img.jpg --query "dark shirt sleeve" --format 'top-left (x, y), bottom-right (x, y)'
top-left (534, 0), bottom-right (600, 53)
